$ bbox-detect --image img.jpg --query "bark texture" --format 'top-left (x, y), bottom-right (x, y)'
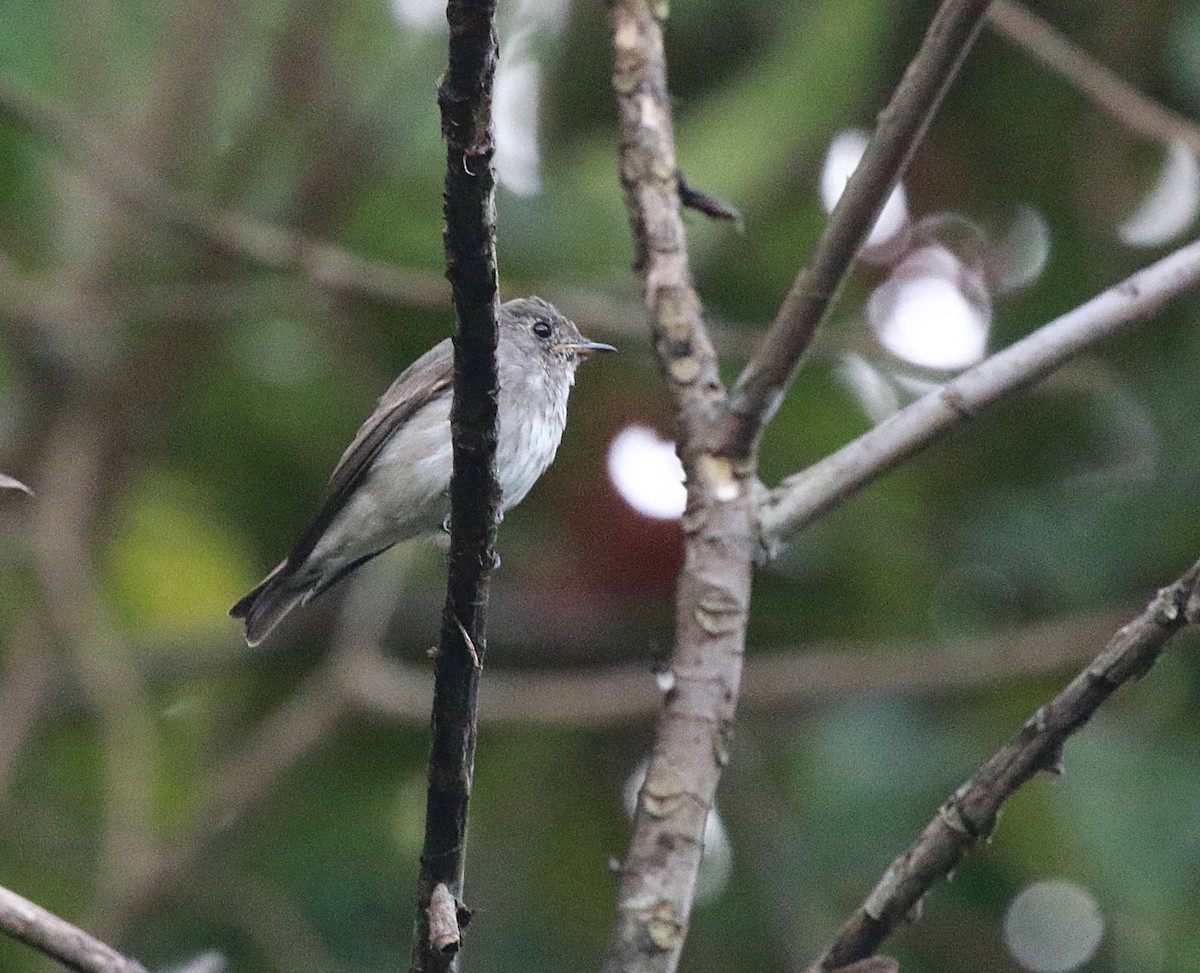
top-left (0, 886), bottom-right (149, 973)
top-left (602, 2), bottom-right (995, 972)
top-left (604, 2), bottom-right (753, 971)
top-left (808, 560), bottom-right (1200, 971)
top-left (410, 0), bottom-right (501, 970)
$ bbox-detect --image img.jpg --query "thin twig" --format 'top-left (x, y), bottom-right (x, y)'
top-left (409, 0), bottom-right (502, 969)
top-left (677, 173), bottom-right (743, 228)
top-left (808, 558), bottom-right (1200, 972)
top-left (0, 612), bottom-right (53, 798)
top-left (0, 885), bottom-right (149, 973)
top-left (760, 235), bottom-right (1200, 543)
top-left (723, 0), bottom-right (993, 460)
top-left (988, 0), bottom-right (1200, 156)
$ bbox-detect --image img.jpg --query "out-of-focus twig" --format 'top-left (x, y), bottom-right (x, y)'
top-left (0, 884), bottom-right (149, 973)
top-left (723, 0), bottom-right (994, 459)
top-left (808, 558), bottom-right (1200, 972)
top-left (25, 605), bottom-right (1132, 729)
top-left (103, 557), bottom-right (412, 937)
top-left (0, 78), bottom-right (448, 310)
top-left (193, 868), bottom-right (359, 973)
top-left (99, 659), bottom-right (347, 938)
top-left (0, 79), bottom-right (659, 343)
top-left (0, 613), bottom-right (53, 797)
top-left (988, 0), bottom-right (1200, 156)
top-left (28, 407), bottom-right (161, 914)
top-left (341, 609), bottom-right (1129, 726)
top-left (760, 235), bottom-right (1200, 542)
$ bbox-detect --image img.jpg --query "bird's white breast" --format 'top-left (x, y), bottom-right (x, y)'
top-left (496, 359), bottom-right (571, 510)
top-left (308, 346), bottom-right (574, 575)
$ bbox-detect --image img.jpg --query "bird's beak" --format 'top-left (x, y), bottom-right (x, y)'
top-left (560, 339), bottom-right (618, 358)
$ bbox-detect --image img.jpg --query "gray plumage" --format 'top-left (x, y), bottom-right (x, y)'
top-left (230, 297), bottom-right (613, 646)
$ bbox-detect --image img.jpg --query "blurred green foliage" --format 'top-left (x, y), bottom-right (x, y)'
top-left (2, 0), bottom-right (1200, 971)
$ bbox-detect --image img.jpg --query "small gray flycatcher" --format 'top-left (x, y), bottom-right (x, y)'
top-left (231, 296), bottom-right (615, 646)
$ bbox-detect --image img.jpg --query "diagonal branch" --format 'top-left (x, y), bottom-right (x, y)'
top-left (0, 885), bottom-right (149, 973)
top-left (722, 0), bottom-right (993, 460)
top-left (760, 235), bottom-right (1200, 543)
top-left (808, 558), bottom-right (1200, 972)
top-left (409, 0), bottom-right (502, 970)
top-left (987, 0), bottom-right (1200, 156)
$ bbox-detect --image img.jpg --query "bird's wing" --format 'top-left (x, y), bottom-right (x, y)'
top-left (283, 337), bottom-right (454, 570)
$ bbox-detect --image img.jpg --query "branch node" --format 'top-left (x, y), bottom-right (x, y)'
top-left (677, 173), bottom-right (744, 230)
top-left (1153, 586), bottom-right (1181, 623)
top-left (640, 772), bottom-right (691, 819)
top-left (939, 385), bottom-right (976, 420)
top-left (937, 801), bottom-right (975, 838)
top-left (695, 454), bottom-right (740, 502)
top-left (427, 883), bottom-right (463, 956)
top-left (646, 900), bottom-right (686, 951)
top-left (1037, 744), bottom-right (1065, 778)
top-left (453, 614), bottom-right (483, 671)
top-left (1186, 590), bottom-right (1200, 625)
top-left (693, 590), bottom-right (745, 635)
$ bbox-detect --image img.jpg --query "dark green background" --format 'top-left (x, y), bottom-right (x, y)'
top-left (1, 0), bottom-right (1199, 971)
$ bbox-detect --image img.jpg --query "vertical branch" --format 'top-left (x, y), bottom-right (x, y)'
top-left (410, 0), bottom-right (501, 970)
top-left (604, 3), bottom-right (755, 973)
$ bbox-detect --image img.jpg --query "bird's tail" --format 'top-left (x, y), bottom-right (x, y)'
top-left (229, 561), bottom-right (307, 647)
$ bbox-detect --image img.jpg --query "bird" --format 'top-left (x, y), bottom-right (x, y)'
top-left (230, 296), bottom-right (614, 646)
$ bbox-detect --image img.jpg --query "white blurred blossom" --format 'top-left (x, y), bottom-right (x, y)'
top-left (607, 425), bottom-right (687, 520)
top-left (820, 130), bottom-right (909, 251)
top-left (1004, 880), bottom-right (1104, 973)
top-left (867, 244), bottom-right (991, 371)
top-left (1118, 139), bottom-right (1200, 247)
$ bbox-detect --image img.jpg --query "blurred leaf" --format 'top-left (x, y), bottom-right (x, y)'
top-left (102, 470), bottom-right (257, 637)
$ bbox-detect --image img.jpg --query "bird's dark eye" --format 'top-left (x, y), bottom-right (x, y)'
top-left (532, 320), bottom-right (553, 339)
